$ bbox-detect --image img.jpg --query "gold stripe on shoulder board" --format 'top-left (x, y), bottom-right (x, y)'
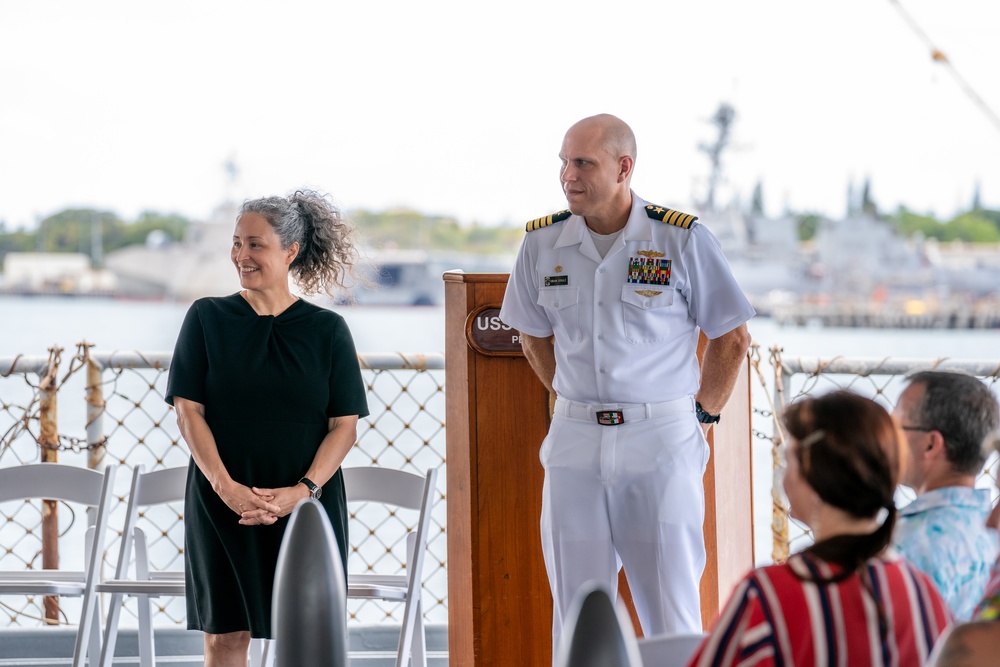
top-left (526, 209), bottom-right (572, 232)
top-left (645, 205), bottom-right (698, 229)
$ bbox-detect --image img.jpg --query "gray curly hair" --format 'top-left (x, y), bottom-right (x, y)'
top-left (239, 190), bottom-right (359, 296)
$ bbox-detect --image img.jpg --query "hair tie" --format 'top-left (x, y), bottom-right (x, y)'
top-left (795, 429), bottom-right (825, 471)
top-left (798, 430), bottom-right (826, 448)
top-left (875, 503), bottom-right (896, 526)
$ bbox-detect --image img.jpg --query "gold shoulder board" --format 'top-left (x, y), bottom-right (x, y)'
top-left (525, 209), bottom-right (572, 232)
top-left (644, 205), bottom-right (698, 229)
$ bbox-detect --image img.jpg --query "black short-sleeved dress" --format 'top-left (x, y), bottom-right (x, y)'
top-left (165, 293), bottom-right (369, 638)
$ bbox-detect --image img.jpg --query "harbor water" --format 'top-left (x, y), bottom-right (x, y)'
top-left (3, 294), bottom-right (997, 359)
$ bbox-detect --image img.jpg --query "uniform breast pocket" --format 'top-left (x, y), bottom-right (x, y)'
top-left (621, 286), bottom-right (677, 343)
top-left (537, 287), bottom-right (581, 343)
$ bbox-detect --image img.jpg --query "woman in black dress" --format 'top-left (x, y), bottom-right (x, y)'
top-left (166, 190), bottom-right (369, 667)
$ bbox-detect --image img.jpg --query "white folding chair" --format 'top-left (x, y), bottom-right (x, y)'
top-left (0, 462), bottom-right (117, 667)
top-left (96, 464), bottom-right (188, 667)
top-left (636, 632), bottom-right (707, 667)
top-left (249, 636), bottom-right (275, 667)
top-left (344, 466), bottom-right (438, 667)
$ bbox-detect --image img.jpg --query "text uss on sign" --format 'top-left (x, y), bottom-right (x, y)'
top-left (465, 306), bottom-right (523, 357)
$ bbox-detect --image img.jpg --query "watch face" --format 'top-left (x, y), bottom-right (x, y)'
top-left (300, 478), bottom-right (322, 499)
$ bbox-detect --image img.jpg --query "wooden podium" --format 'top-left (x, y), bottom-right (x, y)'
top-left (444, 272), bottom-right (753, 666)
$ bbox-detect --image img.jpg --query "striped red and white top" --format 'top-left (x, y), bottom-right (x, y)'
top-left (688, 552), bottom-right (952, 667)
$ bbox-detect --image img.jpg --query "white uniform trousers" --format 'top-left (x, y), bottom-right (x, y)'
top-left (541, 396), bottom-right (708, 658)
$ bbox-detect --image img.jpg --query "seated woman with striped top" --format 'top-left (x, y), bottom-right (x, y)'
top-left (688, 390), bottom-right (952, 667)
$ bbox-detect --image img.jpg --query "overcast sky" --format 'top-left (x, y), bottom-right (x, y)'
top-left (2, 0), bottom-right (998, 230)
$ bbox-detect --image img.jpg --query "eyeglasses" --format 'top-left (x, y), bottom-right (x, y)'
top-left (901, 425), bottom-right (936, 433)
top-left (900, 425), bottom-right (952, 442)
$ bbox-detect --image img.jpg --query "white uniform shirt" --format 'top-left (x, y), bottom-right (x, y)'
top-left (500, 192), bottom-right (755, 405)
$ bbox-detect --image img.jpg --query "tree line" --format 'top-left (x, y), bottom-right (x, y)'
top-left (0, 210), bottom-right (189, 265)
top-left (789, 178), bottom-right (1000, 243)
top-left (793, 206), bottom-right (1000, 244)
top-left (0, 206), bottom-right (526, 267)
top-left (1, 201), bottom-right (998, 268)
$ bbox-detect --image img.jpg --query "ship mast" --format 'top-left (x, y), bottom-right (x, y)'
top-left (698, 102), bottom-right (735, 212)
top-left (223, 155), bottom-right (240, 205)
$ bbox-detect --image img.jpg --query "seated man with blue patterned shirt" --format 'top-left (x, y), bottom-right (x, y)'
top-left (892, 370), bottom-right (1000, 621)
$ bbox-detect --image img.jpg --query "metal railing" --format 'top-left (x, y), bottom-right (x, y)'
top-left (751, 348), bottom-right (1000, 562)
top-left (3, 342), bottom-right (1000, 630)
top-left (0, 344), bottom-right (446, 629)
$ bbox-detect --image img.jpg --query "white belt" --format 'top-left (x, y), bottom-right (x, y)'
top-left (554, 396), bottom-right (695, 426)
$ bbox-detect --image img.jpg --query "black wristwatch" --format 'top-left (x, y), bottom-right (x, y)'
top-left (298, 477), bottom-right (322, 500)
top-left (696, 402), bottom-right (721, 425)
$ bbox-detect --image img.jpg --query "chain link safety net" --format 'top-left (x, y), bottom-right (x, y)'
top-left (749, 344), bottom-right (1000, 563)
top-left (4, 343), bottom-right (1000, 629)
top-left (0, 345), bottom-right (446, 629)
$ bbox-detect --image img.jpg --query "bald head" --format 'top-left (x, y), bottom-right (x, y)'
top-left (567, 114), bottom-right (637, 164)
top-left (559, 114), bottom-right (637, 229)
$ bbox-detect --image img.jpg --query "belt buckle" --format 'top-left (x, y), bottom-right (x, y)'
top-left (596, 410), bottom-right (625, 426)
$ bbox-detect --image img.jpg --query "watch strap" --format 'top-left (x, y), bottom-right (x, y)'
top-left (696, 401), bottom-right (721, 424)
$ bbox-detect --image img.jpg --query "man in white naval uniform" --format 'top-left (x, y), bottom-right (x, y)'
top-left (500, 114), bottom-right (754, 657)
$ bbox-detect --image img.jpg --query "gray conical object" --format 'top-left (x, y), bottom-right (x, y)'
top-left (272, 498), bottom-right (348, 667)
top-left (556, 581), bottom-right (642, 667)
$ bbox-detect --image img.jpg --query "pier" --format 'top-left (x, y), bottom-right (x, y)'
top-left (768, 299), bottom-right (1000, 329)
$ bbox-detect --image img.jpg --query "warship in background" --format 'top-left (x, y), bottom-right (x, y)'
top-left (326, 248), bottom-right (513, 307)
top-left (7, 109), bottom-right (999, 324)
top-left (709, 204), bottom-right (1000, 329)
top-left (100, 160), bottom-right (514, 306)
top-left (688, 103), bottom-right (1000, 329)
top-left (101, 201), bottom-right (513, 306)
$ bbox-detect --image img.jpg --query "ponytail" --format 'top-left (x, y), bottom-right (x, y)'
top-left (803, 503), bottom-right (896, 580)
top-left (799, 504), bottom-right (896, 641)
top-left (286, 191), bottom-right (346, 295)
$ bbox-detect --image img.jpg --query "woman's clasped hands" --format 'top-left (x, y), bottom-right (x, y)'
top-left (220, 481), bottom-right (307, 526)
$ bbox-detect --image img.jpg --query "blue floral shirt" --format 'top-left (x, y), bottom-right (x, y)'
top-left (893, 486), bottom-right (998, 621)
